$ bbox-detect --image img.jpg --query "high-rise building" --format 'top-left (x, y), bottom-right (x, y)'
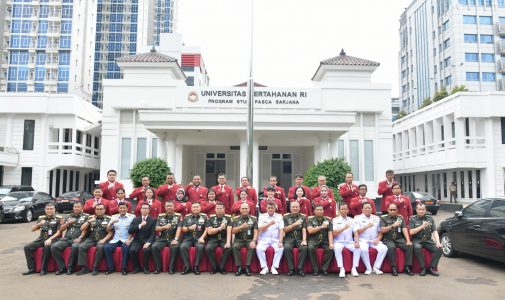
top-left (92, 0), bottom-right (177, 107)
top-left (399, 0), bottom-right (505, 113)
top-left (0, 0), bottom-right (96, 96)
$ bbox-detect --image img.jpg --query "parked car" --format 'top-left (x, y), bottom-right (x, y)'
top-left (55, 191), bottom-right (93, 213)
top-left (0, 185), bottom-right (34, 200)
top-left (404, 191), bottom-right (440, 215)
top-left (0, 191), bottom-right (55, 222)
top-left (438, 198), bottom-right (505, 264)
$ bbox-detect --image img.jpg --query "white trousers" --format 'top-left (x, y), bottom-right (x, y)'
top-left (333, 242), bottom-right (360, 268)
top-left (358, 239), bottom-right (388, 270)
top-left (256, 239), bottom-right (283, 268)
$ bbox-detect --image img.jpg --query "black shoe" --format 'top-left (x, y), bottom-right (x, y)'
top-left (210, 265), bottom-right (218, 274)
top-left (181, 266), bottom-right (191, 275)
top-left (40, 270), bottom-right (47, 276)
top-left (92, 268), bottom-right (98, 276)
top-left (405, 266), bottom-right (414, 276)
top-left (219, 266), bottom-right (226, 275)
top-left (287, 269), bottom-right (295, 276)
top-left (22, 269), bottom-right (36, 276)
top-left (154, 270), bottom-right (160, 274)
top-left (131, 268), bottom-right (140, 274)
top-left (420, 268), bottom-right (427, 276)
top-left (121, 269), bottom-right (127, 275)
top-left (105, 269), bottom-right (115, 275)
top-left (55, 268), bottom-right (66, 275)
top-left (235, 267), bottom-right (242, 276)
top-left (391, 267), bottom-right (398, 276)
top-left (322, 271), bottom-right (328, 276)
top-left (298, 269), bottom-right (305, 277)
top-left (428, 267), bottom-right (439, 276)
top-left (66, 268), bottom-right (73, 275)
top-left (168, 268), bottom-right (175, 275)
top-left (245, 266), bottom-right (251, 276)
top-left (313, 271), bottom-right (319, 276)
top-left (194, 266), bottom-right (200, 275)
top-left (143, 268), bottom-right (150, 274)
top-left (76, 267), bottom-right (89, 276)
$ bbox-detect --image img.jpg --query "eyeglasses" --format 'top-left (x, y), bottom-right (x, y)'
top-left (388, 209), bottom-right (397, 211)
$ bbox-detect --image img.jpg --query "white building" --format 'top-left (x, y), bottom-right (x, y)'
top-left (399, 0), bottom-right (505, 113)
top-left (100, 48), bottom-right (393, 196)
top-left (0, 93), bottom-right (102, 196)
top-left (393, 91), bottom-right (505, 203)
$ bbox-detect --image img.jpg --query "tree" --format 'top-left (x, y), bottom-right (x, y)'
top-left (129, 158), bottom-right (171, 188)
top-left (420, 97), bottom-right (432, 109)
top-left (432, 87), bottom-right (448, 102)
top-left (450, 85), bottom-right (468, 95)
top-left (304, 157), bottom-right (352, 202)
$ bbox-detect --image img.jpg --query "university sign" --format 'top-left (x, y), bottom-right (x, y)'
top-left (177, 87), bottom-right (321, 109)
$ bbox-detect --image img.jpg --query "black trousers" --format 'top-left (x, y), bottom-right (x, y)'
top-left (205, 239), bottom-right (231, 269)
top-left (180, 239), bottom-right (204, 268)
top-left (50, 238), bottom-right (80, 270)
top-left (151, 238), bottom-right (179, 271)
top-left (129, 240), bottom-right (152, 270)
top-left (283, 238), bottom-right (308, 271)
top-left (383, 239), bottom-right (413, 267)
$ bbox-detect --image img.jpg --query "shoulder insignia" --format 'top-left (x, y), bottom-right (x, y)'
top-left (209, 214), bottom-right (216, 217)
top-left (174, 213), bottom-right (181, 216)
top-left (250, 216), bottom-right (257, 220)
top-left (308, 216), bottom-right (315, 219)
top-left (112, 214), bottom-right (119, 217)
top-left (300, 213), bottom-right (306, 217)
top-left (283, 213), bottom-right (290, 216)
top-left (82, 213), bottom-right (90, 217)
top-left (158, 213), bottom-right (166, 217)
top-left (397, 215), bottom-right (404, 219)
top-left (38, 216), bottom-right (46, 220)
top-left (200, 213), bottom-right (207, 217)
top-left (224, 214), bottom-right (231, 217)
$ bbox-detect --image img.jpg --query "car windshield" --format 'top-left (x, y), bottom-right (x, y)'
top-left (2, 192), bottom-right (30, 201)
top-left (0, 188), bottom-right (11, 196)
top-left (412, 192), bottom-right (435, 199)
top-left (60, 191), bottom-right (79, 197)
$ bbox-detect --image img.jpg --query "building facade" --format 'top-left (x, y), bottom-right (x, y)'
top-left (0, 93), bottom-right (102, 196)
top-left (100, 49), bottom-right (393, 196)
top-left (399, 0), bottom-right (505, 113)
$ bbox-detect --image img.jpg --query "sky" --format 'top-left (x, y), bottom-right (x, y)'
top-left (177, 0), bottom-right (411, 97)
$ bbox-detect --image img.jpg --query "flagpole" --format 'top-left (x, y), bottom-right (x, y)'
top-left (246, 0), bottom-right (254, 185)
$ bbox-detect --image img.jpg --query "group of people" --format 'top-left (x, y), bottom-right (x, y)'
top-left (22, 169), bottom-right (442, 277)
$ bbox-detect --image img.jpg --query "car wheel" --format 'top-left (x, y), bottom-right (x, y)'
top-left (24, 209), bottom-right (33, 223)
top-left (441, 232), bottom-right (457, 257)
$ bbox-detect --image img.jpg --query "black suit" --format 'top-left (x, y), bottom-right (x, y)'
top-left (128, 215), bottom-right (156, 270)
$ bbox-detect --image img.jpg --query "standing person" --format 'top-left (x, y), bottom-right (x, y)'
top-left (307, 205), bottom-right (334, 276)
top-left (23, 203), bottom-right (62, 275)
top-left (211, 173), bottom-right (234, 214)
top-left (260, 186), bottom-right (284, 214)
top-left (129, 176), bottom-right (153, 203)
top-left (231, 189), bottom-right (256, 215)
top-left (108, 188), bottom-right (132, 215)
top-left (180, 202), bottom-right (208, 275)
top-left (99, 170), bottom-right (124, 201)
top-left (385, 183), bottom-right (413, 224)
top-left (76, 204), bottom-right (112, 275)
top-left (134, 187), bottom-right (162, 218)
top-left (50, 202), bottom-right (89, 275)
top-left (409, 204), bottom-right (442, 276)
top-left (380, 203), bottom-right (414, 276)
top-left (350, 184), bottom-right (377, 217)
top-left (235, 176), bottom-right (258, 207)
top-left (378, 170), bottom-right (397, 214)
top-left (128, 203), bottom-right (156, 274)
top-left (313, 185), bottom-right (336, 218)
top-left (291, 186), bottom-right (312, 216)
top-left (103, 202), bottom-right (134, 275)
top-left (157, 173), bottom-right (181, 207)
top-left (332, 203), bottom-right (360, 278)
top-left (339, 173), bottom-right (358, 206)
top-left (201, 189), bottom-right (218, 216)
top-left (83, 186), bottom-right (110, 215)
top-left (311, 175), bottom-right (335, 199)
top-left (205, 202), bottom-right (232, 275)
top-left (353, 202), bottom-right (387, 275)
top-left (257, 202), bottom-right (284, 275)
top-left (185, 175), bottom-right (208, 205)
top-left (263, 176), bottom-right (286, 213)
top-left (449, 182), bottom-right (457, 203)
top-left (231, 203), bottom-right (258, 276)
top-left (283, 202), bottom-right (308, 276)
top-left (151, 201), bottom-right (182, 274)
top-left (288, 174), bottom-right (312, 204)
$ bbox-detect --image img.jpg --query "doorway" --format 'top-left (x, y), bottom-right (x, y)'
top-left (205, 153), bottom-right (226, 187)
top-left (271, 153), bottom-right (292, 188)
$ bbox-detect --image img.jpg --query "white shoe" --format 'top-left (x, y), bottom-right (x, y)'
top-left (260, 267), bottom-right (268, 275)
top-left (351, 267), bottom-right (359, 277)
top-left (373, 267), bottom-right (383, 275)
top-left (364, 269), bottom-right (372, 275)
top-left (270, 267), bottom-right (278, 275)
top-left (339, 268), bottom-right (345, 278)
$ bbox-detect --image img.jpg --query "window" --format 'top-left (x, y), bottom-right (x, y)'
top-left (460, 171), bottom-right (465, 198)
top-left (364, 140), bottom-right (374, 181)
top-left (479, 16), bottom-right (492, 24)
top-left (463, 15), bottom-right (477, 24)
top-left (482, 72), bottom-right (495, 82)
top-left (337, 140), bottom-right (345, 158)
top-left (58, 67), bottom-right (69, 81)
top-left (59, 51), bottom-right (70, 65)
top-left (23, 120), bottom-right (35, 150)
top-left (480, 35), bottom-right (493, 44)
top-left (466, 72), bottom-right (480, 81)
top-left (152, 138), bottom-right (158, 158)
top-left (481, 53), bottom-right (494, 62)
top-left (464, 34), bottom-right (477, 43)
top-left (350, 140), bottom-right (360, 181)
top-left (21, 167), bottom-right (32, 186)
top-left (61, 21), bottom-right (72, 34)
top-left (442, 20), bottom-right (449, 32)
top-left (489, 200), bottom-right (505, 218)
top-left (36, 52), bottom-right (46, 65)
top-left (445, 75), bottom-right (452, 86)
top-left (443, 38), bottom-right (450, 50)
top-left (37, 36), bottom-right (47, 48)
top-left (463, 200), bottom-right (491, 218)
top-left (57, 83), bottom-right (68, 93)
top-left (468, 170), bottom-right (473, 198)
top-left (60, 36), bottom-right (71, 49)
top-left (465, 53), bottom-right (478, 62)
top-left (136, 138), bottom-right (147, 161)
top-left (35, 67), bottom-right (45, 81)
top-left (121, 138), bottom-right (131, 179)
top-left (444, 57), bottom-right (451, 68)
top-left (501, 117), bottom-right (505, 144)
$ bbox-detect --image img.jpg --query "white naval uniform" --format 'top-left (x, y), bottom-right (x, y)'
top-left (256, 212), bottom-right (284, 268)
top-left (353, 213), bottom-right (388, 271)
top-left (332, 215), bottom-right (360, 268)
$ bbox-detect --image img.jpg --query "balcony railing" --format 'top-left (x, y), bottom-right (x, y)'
top-left (48, 142), bottom-right (100, 159)
top-left (393, 137), bottom-right (484, 161)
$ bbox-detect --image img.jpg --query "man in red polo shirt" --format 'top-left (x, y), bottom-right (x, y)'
top-left (185, 175), bottom-right (208, 204)
top-left (350, 184), bottom-right (376, 217)
top-left (211, 173), bottom-right (234, 214)
top-left (235, 176), bottom-right (258, 207)
top-left (84, 186), bottom-right (110, 215)
top-left (157, 173), bottom-right (181, 207)
top-left (263, 176), bottom-right (286, 212)
top-left (378, 170), bottom-right (398, 214)
top-left (108, 187), bottom-right (132, 215)
top-left (338, 173), bottom-right (358, 206)
top-left (385, 183), bottom-right (413, 224)
top-left (99, 170), bottom-right (124, 201)
top-left (311, 175), bottom-right (334, 199)
top-left (129, 176), bottom-right (152, 203)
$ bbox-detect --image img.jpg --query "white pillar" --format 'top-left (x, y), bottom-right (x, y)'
top-left (166, 134), bottom-right (176, 173)
top-left (252, 137), bottom-right (260, 193)
top-left (329, 138), bottom-right (337, 158)
top-left (454, 118), bottom-right (465, 157)
top-left (39, 116), bottom-right (49, 192)
top-left (443, 115), bottom-right (452, 146)
top-left (239, 135), bottom-right (247, 179)
top-left (155, 134), bottom-right (166, 160)
top-left (5, 116), bottom-right (13, 145)
top-left (319, 136), bottom-right (329, 161)
top-left (483, 118), bottom-right (496, 197)
top-left (175, 144), bottom-right (183, 184)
